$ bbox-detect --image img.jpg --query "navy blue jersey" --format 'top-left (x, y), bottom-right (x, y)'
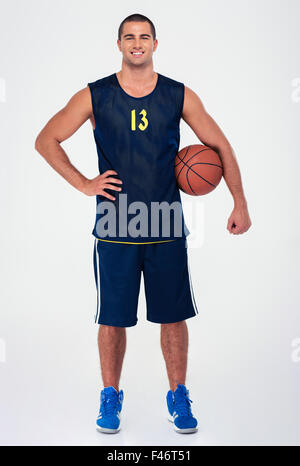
top-left (87, 72), bottom-right (190, 244)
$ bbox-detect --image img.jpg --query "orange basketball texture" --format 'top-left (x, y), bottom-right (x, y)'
top-left (175, 144), bottom-right (224, 195)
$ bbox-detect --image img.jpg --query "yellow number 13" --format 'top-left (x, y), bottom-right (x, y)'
top-left (131, 109), bottom-right (148, 131)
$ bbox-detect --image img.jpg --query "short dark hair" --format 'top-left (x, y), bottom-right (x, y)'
top-left (118, 14), bottom-right (156, 41)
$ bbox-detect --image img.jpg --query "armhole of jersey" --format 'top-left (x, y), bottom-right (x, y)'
top-left (87, 82), bottom-right (97, 132)
top-left (178, 82), bottom-right (185, 122)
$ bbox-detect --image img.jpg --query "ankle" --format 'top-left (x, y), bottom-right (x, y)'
top-left (103, 385), bottom-right (119, 393)
top-left (170, 382), bottom-right (185, 392)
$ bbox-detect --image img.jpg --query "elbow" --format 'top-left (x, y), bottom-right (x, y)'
top-left (35, 131), bottom-right (60, 156)
top-left (35, 134), bottom-right (53, 154)
top-left (34, 135), bottom-right (43, 153)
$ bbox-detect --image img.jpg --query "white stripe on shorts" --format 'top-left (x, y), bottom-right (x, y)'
top-left (186, 241), bottom-right (199, 315)
top-left (95, 239), bottom-right (101, 323)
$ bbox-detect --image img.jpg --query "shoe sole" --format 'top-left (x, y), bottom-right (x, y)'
top-left (168, 416), bottom-right (198, 434)
top-left (96, 426), bottom-right (121, 434)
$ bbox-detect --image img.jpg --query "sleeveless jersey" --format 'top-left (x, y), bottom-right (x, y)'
top-left (87, 72), bottom-right (190, 244)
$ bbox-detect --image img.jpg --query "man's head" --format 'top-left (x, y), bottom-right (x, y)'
top-left (117, 14), bottom-right (158, 66)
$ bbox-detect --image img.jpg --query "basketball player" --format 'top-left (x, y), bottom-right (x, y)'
top-left (35, 14), bottom-right (251, 434)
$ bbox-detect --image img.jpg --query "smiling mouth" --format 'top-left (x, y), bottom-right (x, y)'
top-left (131, 51), bottom-right (144, 56)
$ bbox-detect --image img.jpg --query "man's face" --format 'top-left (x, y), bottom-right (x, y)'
top-left (117, 21), bottom-right (158, 66)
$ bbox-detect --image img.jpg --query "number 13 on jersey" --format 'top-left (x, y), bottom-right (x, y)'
top-left (131, 109), bottom-right (149, 131)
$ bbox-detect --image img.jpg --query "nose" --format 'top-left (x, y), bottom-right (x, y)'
top-left (132, 39), bottom-right (142, 49)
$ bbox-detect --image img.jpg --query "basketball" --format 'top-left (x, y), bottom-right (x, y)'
top-left (175, 144), bottom-right (224, 196)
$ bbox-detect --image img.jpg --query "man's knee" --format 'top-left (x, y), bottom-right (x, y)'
top-left (161, 320), bottom-right (186, 328)
top-left (100, 324), bottom-right (126, 329)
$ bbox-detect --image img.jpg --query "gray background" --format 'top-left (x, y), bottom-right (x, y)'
top-left (0, 0), bottom-right (299, 446)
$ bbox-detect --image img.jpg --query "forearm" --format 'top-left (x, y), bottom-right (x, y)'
top-left (35, 137), bottom-right (87, 193)
top-left (218, 143), bottom-right (247, 208)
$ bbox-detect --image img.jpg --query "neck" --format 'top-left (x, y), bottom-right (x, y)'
top-left (117, 62), bottom-right (156, 86)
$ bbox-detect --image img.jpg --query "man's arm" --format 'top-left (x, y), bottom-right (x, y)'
top-left (181, 86), bottom-right (252, 235)
top-left (34, 88), bottom-right (123, 200)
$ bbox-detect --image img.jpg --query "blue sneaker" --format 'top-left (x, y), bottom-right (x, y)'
top-left (167, 384), bottom-right (198, 433)
top-left (96, 386), bottom-right (124, 434)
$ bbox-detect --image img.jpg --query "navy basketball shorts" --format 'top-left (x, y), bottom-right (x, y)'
top-left (93, 237), bottom-right (199, 327)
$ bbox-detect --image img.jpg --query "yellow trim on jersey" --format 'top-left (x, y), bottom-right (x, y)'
top-left (96, 238), bottom-right (177, 245)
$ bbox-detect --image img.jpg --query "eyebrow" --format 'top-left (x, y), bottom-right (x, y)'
top-left (123, 33), bottom-right (151, 38)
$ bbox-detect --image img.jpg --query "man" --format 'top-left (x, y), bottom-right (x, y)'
top-left (35, 13), bottom-right (251, 435)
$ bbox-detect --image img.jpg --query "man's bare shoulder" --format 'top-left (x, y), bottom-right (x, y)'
top-left (182, 85), bottom-right (206, 122)
top-left (35, 86), bottom-right (95, 144)
top-left (66, 87), bottom-right (93, 113)
top-left (183, 85), bottom-right (204, 107)
top-left (60, 86), bottom-right (94, 126)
